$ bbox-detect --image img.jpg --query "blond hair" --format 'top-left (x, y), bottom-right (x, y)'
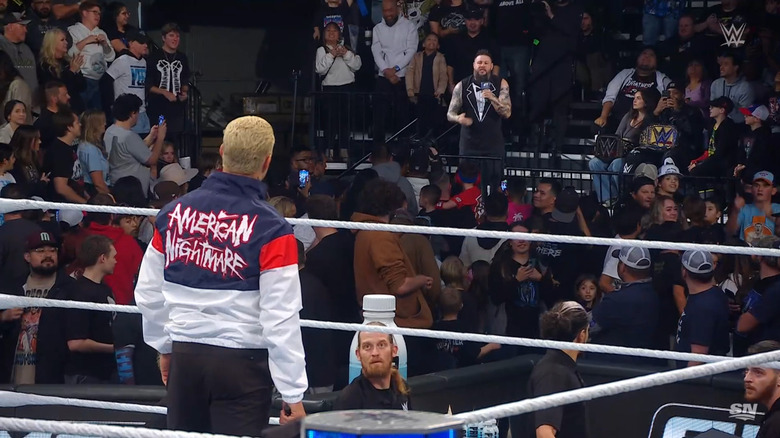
top-left (440, 256), bottom-right (467, 290)
top-left (80, 110), bottom-right (107, 157)
top-left (39, 29), bottom-right (69, 77)
top-left (268, 196), bottom-right (296, 218)
top-left (221, 116), bottom-right (274, 176)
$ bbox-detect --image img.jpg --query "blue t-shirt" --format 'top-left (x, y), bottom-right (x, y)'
top-left (592, 279), bottom-right (659, 353)
top-left (676, 286), bottom-right (731, 366)
top-left (746, 275), bottom-right (780, 343)
top-left (737, 203), bottom-right (780, 245)
top-left (77, 142), bottom-right (110, 186)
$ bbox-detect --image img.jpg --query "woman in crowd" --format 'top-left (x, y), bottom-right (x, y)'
top-left (0, 100), bottom-right (28, 144)
top-left (685, 59), bottom-right (710, 116)
top-left (78, 110), bottom-right (110, 196)
top-left (152, 142), bottom-right (178, 179)
top-left (38, 28), bottom-right (86, 113)
top-left (9, 125), bottom-right (48, 197)
top-left (104, 2), bottom-right (136, 53)
top-left (0, 52), bottom-right (31, 125)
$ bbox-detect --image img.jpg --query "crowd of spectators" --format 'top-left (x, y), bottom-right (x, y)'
top-left (0, 0), bottom-right (778, 409)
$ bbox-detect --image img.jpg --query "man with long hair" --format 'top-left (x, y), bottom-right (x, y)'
top-left (334, 324), bottom-right (411, 410)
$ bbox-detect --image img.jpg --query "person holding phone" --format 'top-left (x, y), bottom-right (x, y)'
top-left (447, 49), bottom-right (511, 191)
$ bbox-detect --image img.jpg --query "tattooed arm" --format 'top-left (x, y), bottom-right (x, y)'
top-left (447, 82), bottom-right (472, 126)
top-left (487, 79), bottom-right (512, 119)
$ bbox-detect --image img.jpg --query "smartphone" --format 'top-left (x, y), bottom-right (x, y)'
top-left (500, 180), bottom-right (507, 193)
top-left (298, 170), bottom-right (309, 188)
top-left (661, 90), bottom-right (670, 99)
top-left (158, 115), bottom-right (165, 126)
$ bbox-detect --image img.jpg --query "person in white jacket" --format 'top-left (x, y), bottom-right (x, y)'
top-left (67, 0), bottom-right (115, 111)
top-left (315, 22), bottom-right (361, 160)
top-left (372, 0), bottom-right (417, 138)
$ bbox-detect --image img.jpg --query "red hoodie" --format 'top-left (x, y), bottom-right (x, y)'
top-left (86, 222), bottom-right (143, 305)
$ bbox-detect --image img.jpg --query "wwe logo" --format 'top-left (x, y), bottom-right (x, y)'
top-left (720, 22), bottom-right (746, 48)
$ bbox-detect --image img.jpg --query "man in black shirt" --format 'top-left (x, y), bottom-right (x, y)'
top-left (333, 327), bottom-right (411, 411)
top-left (64, 234), bottom-right (117, 383)
top-left (444, 8), bottom-right (499, 93)
top-left (43, 105), bottom-right (85, 203)
top-left (146, 22), bottom-right (190, 149)
top-left (528, 301), bottom-right (591, 438)
top-left (743, 340), bottom-right (780, 438)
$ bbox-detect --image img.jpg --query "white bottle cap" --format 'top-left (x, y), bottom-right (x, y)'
top-left (363, 294), bottom-right (396, 313)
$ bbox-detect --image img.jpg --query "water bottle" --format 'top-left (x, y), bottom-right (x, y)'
top-left (348, 294), bottom-right (408, 383)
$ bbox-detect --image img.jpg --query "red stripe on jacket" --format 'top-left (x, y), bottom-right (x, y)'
top-left (259, 234), bottom-right (298, 271)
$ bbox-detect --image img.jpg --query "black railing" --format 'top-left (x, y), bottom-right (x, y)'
top-left (182, 82), bottom-right (203, 166)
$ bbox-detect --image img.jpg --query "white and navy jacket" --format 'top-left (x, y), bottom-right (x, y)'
top-left (135, 171), bottom-right (308, 403)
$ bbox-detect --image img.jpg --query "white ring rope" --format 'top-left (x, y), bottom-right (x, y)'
top-left (2, 198), bottom-right (779, 257)
top-left (455, 349), bottom-right (780, 424)
top-left (4, 295), bottom-right (780, 368)
top-left (0, 416), bottom-right (248, 438)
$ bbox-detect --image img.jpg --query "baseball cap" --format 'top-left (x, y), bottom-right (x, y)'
top-left (658, 164), bottom-right (681, 179)
top-left (551, 186), bottom-right (579, 223)
top-left (2, 12), bottom-right (30, 26)
top-left (753, 171), bottom-right (775, 185)
top-left (635, 163), bottom-right (658, 181)
top-left (59, 209), bottom-right (84, 228)
top-left (710, 96), bottom-right (734, 114)
top-left (666, 81), bottom-right (684, 91)
top-left (681, 250), bottom-right (715, 274)
top-left (26, 230), bottom-right (59, 251)
top-left (159, 163), bottom-right (198, 187)
top-left (739, 104), bottom-right (770, 121)
top-left (611, 246), bottom-right (652, 270)
top-left (465, 8), bottom-right (483, 19)
top-left (127, 30), bottom-right (149, 45)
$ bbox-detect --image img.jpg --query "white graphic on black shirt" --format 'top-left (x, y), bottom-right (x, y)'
top-left (156, 59), bottom-right (183, 95)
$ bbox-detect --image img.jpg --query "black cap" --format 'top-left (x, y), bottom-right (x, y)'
top-left (551, 187), bottom-right (579, 223)
top-left (465, 8), bottom-right (483, 19)
top-left (2, 12), bottom-right (30, 26)
top-left (127, 30), bottom-right (149, 44)
top-left (667, 81), bottom-right (684, 91)
top-left (710, 96), bottom-right (734, 114)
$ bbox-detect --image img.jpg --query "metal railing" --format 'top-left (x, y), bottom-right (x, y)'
top-left (181, 82), bottom-right (203, 165)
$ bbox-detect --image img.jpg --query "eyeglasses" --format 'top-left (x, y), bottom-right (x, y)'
top-left (32, 247), bottom-right (57, 254)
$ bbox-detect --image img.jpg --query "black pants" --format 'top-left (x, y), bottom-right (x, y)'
top-left (321, 84), bottom-right (354, 158)
top-left (413, 94), bottom-right (443, 137)
top-left (374, 76), bottom-right (409, 138)
top-left (167, 342), bottom-right (272, 436)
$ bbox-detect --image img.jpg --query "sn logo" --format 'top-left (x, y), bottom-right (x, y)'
top-left (728, 403), bottom-right (758, 421)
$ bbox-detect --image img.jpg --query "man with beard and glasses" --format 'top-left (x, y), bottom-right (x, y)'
top-left (595, 47), bottom-right (671, 133)
top-left (447, 49), bottom-right (511, 192)
top-left (743, 341), bottom-right (780, 437)
top-left (0, 230), bottom-right (74, 384)
top-left (333, 325), bottom-right (411, 410)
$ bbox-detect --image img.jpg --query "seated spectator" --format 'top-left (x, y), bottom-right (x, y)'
top-left (677, 250), bottom-right (731, 368)
top-left (0, 100), bottom-right (28, 143)
top-left (406, 33), bottom-right (447, 136)
top-left (727, 171), bottom-right (780, 245)
top-left (0, 229), bottom-right (73, 384)
top-left (43, 105), bottom-right (87, 203)
top-left (38, 29), bottom-right (86, 114)
top-left (0, 50), bottom-right (32, 126)
top-left (684, 59), bottom-right (711, 116)
top-left (34, 83), bottom-right (71, 148)
top-left (296, 239), bottom-right (335, 393)
top-left (489, 221), bottom-right (543, 342)
top-left (9, 126), bottom-right (48, 198)
top-left (505, 177), bottom-right (532, 224)
top-left (595, 47), bottom-right (671, 132)
top-left (737, 236), bottom-right (780, 344)
top-left (694, 0), bottom-right (752, 51)
top-left (64, 234), bottom-right (117, 384)
top-left (592, 246), bottom-right (659, 360)
top-left (652, 83), bottom-right (705, 169)
top-left (710, 52), bottom-right (754, 123)
top-left (315, 22), bottom-right (361, 161)
top-left (67, 0), bottom-right (116, 110)
top-left (106, 94), bottom-right (166, 197)
top-left (333, 326), bottom-right (411, 411)
top-left (689, 96), bottom-right (740, 177)
top-left (460, 192), bottom-right (507, 267)
top-left (608, 88), bottom-right (661, 175)
top-left (431, 288), bottom-right (500, 371)
top-left (660, 15), bottom-right (714, 83)
top-left (77, 110), bottom-right (110, 196)
top-left (734, 105), bottom-right (774, 179)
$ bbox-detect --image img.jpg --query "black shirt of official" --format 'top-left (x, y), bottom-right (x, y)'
top-left (759, 398), bottom-right (780, 438)
top-left (528, 350), bottom-right (590, 438)
top-left (333, 374), bottom-right (411, 411)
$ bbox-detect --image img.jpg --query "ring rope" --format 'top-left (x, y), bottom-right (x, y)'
top-left (4, 295), bottom-right (779, 368)
top-left (0, 416), bottom-right (249, 438)
top-left (1, 198), bottom-right (778, 257)
top-left (454, 349), bottom-right (780, 424)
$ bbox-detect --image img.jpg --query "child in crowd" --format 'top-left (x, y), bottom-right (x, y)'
top-left (656, 164), bottom-right (682, 202)
top-left (419, 184), bottom-right (441, 216)
top-left (437, 162), bottom-right (482, 223)
top-left (152, 142), bottom-right (177, 179)
top-left (575, 274), bottom-right (601, 313)
top-left (505, 176), bottom-right (532, 224)
top-left (0, 144), bottom-right (17, 226)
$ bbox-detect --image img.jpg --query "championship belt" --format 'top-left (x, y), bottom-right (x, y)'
top-left (639, 124), bottom-right (679, 150)
top-left (593, 134), bottom-right (633, 161)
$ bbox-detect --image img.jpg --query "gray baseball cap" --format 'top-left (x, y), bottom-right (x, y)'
top-left (611, 246), bottom-right (652, 270)
top-left (681, 250), bottom-right (715, 274)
